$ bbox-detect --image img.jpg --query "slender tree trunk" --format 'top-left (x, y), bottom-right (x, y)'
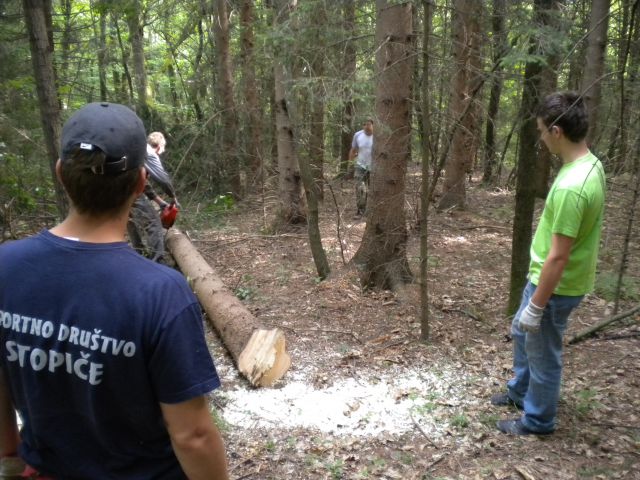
top-left (437, 0), bottom-right (482, 210)
top-left (240, 0), bottom-right (263, 189)
top-left (610, 1), bottom-right (639, 171)
top-left (507, 0), bottom-right (554, 315)
top-left (340, 0), bottom-right (356, 177)
top-left (420, 0), bottom-right (434, 341)
top-left (581, 0), bottom-right (611, 147)
top-left (352, 0), bottom-right (414, 290)
top-left (308, 1), bottom-right (326, 199)
top-left (95, 1), bottom-right (108, 101)
top-left (59, 0), bottom-right (72, 100)
top-left (273, 0), bottom-right (305, 227)
top-left (482, 0), bottom-right (506, 185)
top-left (566, 0), bottom-right (589, 91)
top-left (214, 0), bottom-right (242, 197)
top-left (114, 13), bottom-right (134, 104)
top-left (534, 1), bottom-right (562, 199)
top-left (22, 0), bottom-right (67, 218)
top-left (124, 0), bottom-right (148, 116)
top-left (613, 166), bottom-right (640, 313)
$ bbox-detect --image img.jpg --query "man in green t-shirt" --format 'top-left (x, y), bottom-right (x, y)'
top-left (491, 91), bottom-right (606, 435)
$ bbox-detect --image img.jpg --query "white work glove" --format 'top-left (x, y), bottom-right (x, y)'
top-left (518, 299), bottom-right (545, 333)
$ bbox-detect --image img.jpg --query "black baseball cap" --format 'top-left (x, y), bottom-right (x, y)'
top-left (61, 102), bottom-right (147, 175)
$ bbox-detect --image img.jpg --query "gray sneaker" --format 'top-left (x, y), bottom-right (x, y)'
top-left (497, 418), bottom-right (553, 436)
top-left (490, 392), bottom-right (523, 410)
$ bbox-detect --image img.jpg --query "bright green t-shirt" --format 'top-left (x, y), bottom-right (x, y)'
top-left (529, 151), bottom-right (606, 296)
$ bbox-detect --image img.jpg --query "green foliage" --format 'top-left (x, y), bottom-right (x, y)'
top-left (449, 412), bottom-right (469, 429)
top-left (234, 285), bottom-right (255, 301)
top-left (594, 272), bottom-right (640, 302)
top-left (209, 407), bottom-right (230, 434)
top-left (325, 458), bottom-right (344, 479)
top-left (0, 150), bottom-right (55, 218)
top-left (574, 389), bottom-right (603, 418)
top-left (179, 194), bottom-right (236, 230)
top-left (234, 274), bottom-right (256, 301)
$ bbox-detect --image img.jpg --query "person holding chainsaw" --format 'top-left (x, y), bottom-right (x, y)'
top-left (492, 91), bottom-right (605, 436)
top-left (127, 131), bottom-right (179, 263)
top-left (0, 103), bottom-right (229, 479)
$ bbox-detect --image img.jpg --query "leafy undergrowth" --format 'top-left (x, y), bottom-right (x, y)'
top-left (189, 175), bottom-right (639, 480)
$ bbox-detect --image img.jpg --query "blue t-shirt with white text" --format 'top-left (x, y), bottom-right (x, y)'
top-left (0, 230), bottom-right (220, 479)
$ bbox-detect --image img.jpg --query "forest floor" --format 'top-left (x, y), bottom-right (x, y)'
top-left (187, 170), bottom-right (639, 480)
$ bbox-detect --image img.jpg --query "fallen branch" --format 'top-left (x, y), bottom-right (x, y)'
top-left (166, 228), bottom-right (291, 387)
top-left (568, 304), bottom-right (640, 345)
top-left (457, 224), bottom-right (511, 232)
top-left (410, 412), bottom-right (439, 449)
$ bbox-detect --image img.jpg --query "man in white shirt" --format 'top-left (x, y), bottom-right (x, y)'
top-left (348, 119), bottom-right (374, 216)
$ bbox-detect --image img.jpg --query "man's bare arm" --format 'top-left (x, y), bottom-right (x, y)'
top-left (531, 233), bottom-right (574, 307)
top-left (161, 396), bottom-right (229, 480)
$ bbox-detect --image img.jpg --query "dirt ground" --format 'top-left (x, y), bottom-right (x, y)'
top-left (185, 173), bottom-right (639, 480)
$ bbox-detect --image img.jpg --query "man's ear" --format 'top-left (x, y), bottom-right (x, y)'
top-left (55, 159), bottom-right (63, 181)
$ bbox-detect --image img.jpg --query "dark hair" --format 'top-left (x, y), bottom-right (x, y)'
top-left (537, 91), bottom-right (589, 143)
top-left (59, 148), bottom-right (140, 216)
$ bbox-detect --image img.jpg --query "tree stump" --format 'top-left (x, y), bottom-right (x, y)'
top-left (166, 229), bottom-right (291, 387)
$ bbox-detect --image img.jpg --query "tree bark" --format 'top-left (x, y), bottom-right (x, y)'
top-left (124, 0), bottom-right (148, 116)
top-left (95, 0), bottom-right (108, 101)
top-left (507, 0), bottom-right (554, 315)
top-left (482, 0), bottom-right (506, 185)
top-left (534, 1), bottom-right (562, 199)
top-left (166, 229), bottom-right (291, 387)
top-left (308, 1), bottom-right (326, 199)
top-left (240, 0), bottom-right (263, 189)
top-left (581, 0), bottom-right (611, 147)
top-left (352, 0), bottom-right (414, 290)
top-left (214, 0), bottom-right (242, 197)
top-left (437, 0), bottom-right (483, 210)
top-left (22, 0), bottom-right (67, 218)
top-left (339, 0), bottom-right (356, 177)
top-left (419, 0), bottom-right (434, 341)
top-left (273, 0), bottom-right (305, 227)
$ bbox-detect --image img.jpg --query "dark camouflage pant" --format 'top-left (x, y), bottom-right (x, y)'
top-left (127, 196), bottom-right (165, 262)
top-left (354, 165), bottom-right (370, 214)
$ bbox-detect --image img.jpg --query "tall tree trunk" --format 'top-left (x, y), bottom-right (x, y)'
top-left (507, 0), bottom-right (554, 315)
top-left (339, 0), bottom-right (356, 177)
top-left (482, 0), bottom-right (506, 185)
top-left (240, 0), bottom-right (263, 189)
top-left (437, 0), bottom-right (483, 210)
top-left (114, 13), bottom-right (134, 104)
top-left (124, 0), bottom-right (148, 116)
top-left (610, 1), bottom-right (639, 171)
top-left (214, 0), bottom-right (242, 197)
top-left (273, 0), bottom-right (305, 227)
top-left (352, 1), bottom-right (414, 290)
top-left (95, 0), bottom-right (108, 101)
top-left (566, 0), bottom-right (589, 91)
top-left (22, 0), bottom-right (67, 218)
top-left (581, 0), bottom-right (611, 147)
top-left (534, 1), bottom-right (562, 199)
top-left (308, 1), bottom-right (326, 199)
top-left (419, 0), bottom-right (434, 341)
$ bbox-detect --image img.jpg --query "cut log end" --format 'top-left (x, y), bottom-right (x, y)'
top-left (238, 328), bottom-right (291, 387)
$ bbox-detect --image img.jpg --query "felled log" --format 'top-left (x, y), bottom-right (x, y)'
top-left (568, 304), bottom-right (640, 345)
top-left (165, 228), bottom-right (291, 387)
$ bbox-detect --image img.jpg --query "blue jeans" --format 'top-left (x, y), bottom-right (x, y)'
top-left (507, 281), bottom-right (583, 433)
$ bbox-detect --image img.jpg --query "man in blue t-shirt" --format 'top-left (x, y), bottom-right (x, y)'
top-left (0, 103), bottom-right (229, 479)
